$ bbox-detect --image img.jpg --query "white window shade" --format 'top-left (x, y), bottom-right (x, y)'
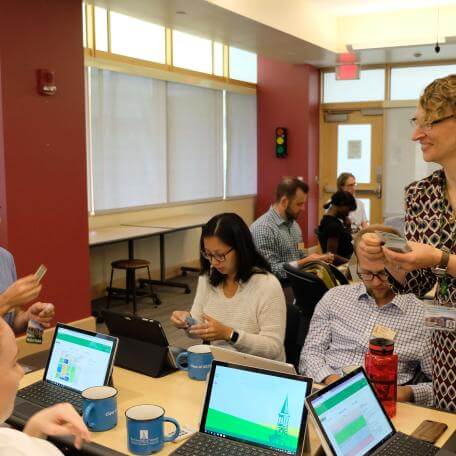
top-left (90, 68), bottom-right (167, 211)
top-left (167, 82), bottom-right (223, 202)
top-left (226, 92), bottom-right (257, 197)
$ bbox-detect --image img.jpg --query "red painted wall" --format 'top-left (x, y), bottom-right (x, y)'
top-left (257, 56), bottom-right (320, 245)
top-left (0, 0), bottom-right (90, 323)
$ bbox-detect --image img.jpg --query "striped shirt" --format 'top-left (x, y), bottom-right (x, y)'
top-left (300, 283), bottom-right (433, 406)
top-left (190, 272), bottom-right (286, 361)
top-left (250, 207), bottom-right (305, 280)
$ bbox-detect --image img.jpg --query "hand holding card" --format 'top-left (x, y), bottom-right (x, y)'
top-left (34, 264), bottom-right (47, 283)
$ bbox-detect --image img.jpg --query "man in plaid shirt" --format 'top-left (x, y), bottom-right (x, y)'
top-left (250, 177), bottom-right (332, 282)
top-left (300, 226), bottom-right (433, 406)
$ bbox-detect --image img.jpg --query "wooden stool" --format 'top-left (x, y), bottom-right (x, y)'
top-left (106, 259), bottom-right (160, 314)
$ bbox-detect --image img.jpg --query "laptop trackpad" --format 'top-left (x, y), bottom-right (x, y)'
top-left (14, 399), bottom-right (43, 419)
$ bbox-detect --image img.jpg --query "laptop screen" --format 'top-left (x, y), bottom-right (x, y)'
top-left (308, 370), bottom-right (394, 456)
top-left (201, 363), bottom-right (311, 455)
top-left (44, 325), bottom-right (116, 393)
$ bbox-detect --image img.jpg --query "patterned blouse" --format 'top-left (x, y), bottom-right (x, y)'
top-left (400, 169), bottom-right (456, 305)
top-left (396, 169), bottom-right (455, 412)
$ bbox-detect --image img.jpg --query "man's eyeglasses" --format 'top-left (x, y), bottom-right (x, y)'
top-left (410, 114), bottom-right (455, 132)
top-left (357, 268), bottom-right (389, 282)
top-left (201, 248), bottom-right (233, 262)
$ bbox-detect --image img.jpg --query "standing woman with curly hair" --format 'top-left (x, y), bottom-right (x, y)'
top-left (358, 75), bottom-right (456, 411)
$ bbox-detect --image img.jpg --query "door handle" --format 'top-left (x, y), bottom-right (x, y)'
top-left (376, 166), bottom-right (383, 199)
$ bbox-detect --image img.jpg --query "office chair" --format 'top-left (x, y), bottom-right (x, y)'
top-left (283, 261), bottom-right (348, 344)
top-left (284, 303), bottom-right (304, 368)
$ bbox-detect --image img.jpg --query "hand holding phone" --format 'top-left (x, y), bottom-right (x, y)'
top-left (375, 231), bottom-right (411, 254)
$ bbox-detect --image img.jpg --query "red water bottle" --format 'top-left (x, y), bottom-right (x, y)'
top-left (365, 338), bottom-right (398, 417)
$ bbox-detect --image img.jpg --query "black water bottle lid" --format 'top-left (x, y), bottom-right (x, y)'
top-left (369, 337), bottom-right (394, 355)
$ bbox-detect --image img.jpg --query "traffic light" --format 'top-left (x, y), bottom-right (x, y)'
top-left (275, 127), bottom-right (287, 158)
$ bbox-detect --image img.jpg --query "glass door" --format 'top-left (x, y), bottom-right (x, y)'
top-left (319, 110), bottom-right (384, 224)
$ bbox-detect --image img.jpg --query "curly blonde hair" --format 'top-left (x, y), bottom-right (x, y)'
top-left (420, 74), bottom-right (456, 123)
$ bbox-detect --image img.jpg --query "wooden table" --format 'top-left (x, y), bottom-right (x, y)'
top-left (17, 368), bottom-right (456, 455)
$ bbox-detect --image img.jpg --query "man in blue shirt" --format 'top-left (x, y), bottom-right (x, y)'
top-left (300, 225), bottom-right (433, 407)
top-left (0, 247), bottom-right (54, 334)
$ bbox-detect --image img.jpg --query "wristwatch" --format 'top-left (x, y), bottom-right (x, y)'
top-left (432, 247), bottom-right (450, 277)
top-left (229, 330), bottom-right (239, 344)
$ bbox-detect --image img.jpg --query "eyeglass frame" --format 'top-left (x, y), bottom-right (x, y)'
top-left (409, 114), bottom-right (455, 132)
top-left (356, 267), bottom-right (389, 282)
top-left (201, 247), bottom-right (234, 263)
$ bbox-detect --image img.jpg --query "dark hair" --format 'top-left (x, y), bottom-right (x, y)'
top-left (275, 177), bottom-right (309, 203)
top-left (200, 213), bottom-right (271, 287)
top-left (337, 172), bottom-right (355, 191)
top-left (323, 190), bottom-right (357, 211)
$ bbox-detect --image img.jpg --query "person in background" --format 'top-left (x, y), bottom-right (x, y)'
top-left (300, 225), bottom-right (433, 407)
top-left (250, 177), bottom-right (333, 284)
top-left (0, 246), bottom-right (54, 334)
top-left (171, 213), bottom-right (286, 361)
top-left (0, 318), bottom-right (91, 455)
top-left (337, 172), bottom-right (368, 232)
top-left (317, 191), bottom-right (356, 263)
top-left (357, 74), bottom-right (456, 412)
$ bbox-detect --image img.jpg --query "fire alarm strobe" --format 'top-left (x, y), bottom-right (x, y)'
top-left (37, 69), bottom-right (57, 96)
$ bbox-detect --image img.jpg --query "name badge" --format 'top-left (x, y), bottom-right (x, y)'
top-left (297, 242), bottom-right (305, 252)
top-left (371, 324), bottom-right (396, 341)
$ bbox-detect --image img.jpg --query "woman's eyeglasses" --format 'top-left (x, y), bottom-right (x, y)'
top-left (201, 248), bottom-right (233, 262)
top-left (357, 268), bottom-right (389, 281)
top-left (410, 114), bottom-right (455, 132)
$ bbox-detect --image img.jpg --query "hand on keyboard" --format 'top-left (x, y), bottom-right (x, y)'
top-left (23, 403), bottom-right (91, 449)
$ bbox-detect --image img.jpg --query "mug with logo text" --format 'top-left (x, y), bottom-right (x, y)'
top-left (175, 344), bottom-right (213, 381)
top-left (126, 404), bottom-right (180, 454)
top-left (82, 385), bottom-right (118, 432)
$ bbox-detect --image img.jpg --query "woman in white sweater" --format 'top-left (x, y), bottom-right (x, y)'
top-left (171, 213), bottom-right (286, 361)
top-left (0, 318), bottom-right (90, 455)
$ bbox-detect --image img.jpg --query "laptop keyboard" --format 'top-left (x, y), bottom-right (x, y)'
top-left (17, 381), bottom-right (83, 414)
top-left (171, 433), bottom-right (282, 455)
top-left (375, 432), bottom-right (439, 456)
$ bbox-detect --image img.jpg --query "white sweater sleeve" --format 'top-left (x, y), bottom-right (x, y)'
top-left (0, 428), bottom-right (64, 456)
top-left (189, 276), bottom-right (207, 323)
top-left (234, 275), bottom-right (286, 361)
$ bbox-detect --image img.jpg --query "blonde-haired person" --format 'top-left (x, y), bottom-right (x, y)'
top-left (337, 172), bottom-right (368, 232)
top-left (0, 318), bottom-right (90, 454)
top-left (357, 74), bottom-right (456, 412)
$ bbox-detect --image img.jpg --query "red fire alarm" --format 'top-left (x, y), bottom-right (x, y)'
top-left (37, 69), bottom-right (57, 96)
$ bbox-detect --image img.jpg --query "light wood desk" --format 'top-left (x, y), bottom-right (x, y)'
top-left (18, 368), bottom-right (456, 455)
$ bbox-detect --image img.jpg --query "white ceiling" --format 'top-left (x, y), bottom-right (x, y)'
top-left (92, 0), bottom-right (456, 67)
top-left (307, 0), bottom-right (456, 16)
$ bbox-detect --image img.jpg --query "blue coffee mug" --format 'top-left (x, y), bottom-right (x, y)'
top-left (82, 385), bottom-right (118, 432)
top-left (126, 404), bottom-right (180, 455)
top-left (176, 344), bottom-right (213, 381)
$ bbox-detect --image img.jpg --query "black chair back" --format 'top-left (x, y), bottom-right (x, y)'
top-left (284, 303), bottom-right (304, 368)
top-left (283, 263), bottom-right (329, 316)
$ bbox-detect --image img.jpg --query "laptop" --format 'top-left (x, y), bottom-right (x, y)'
top-left (102, 309), bottom-right (184, 376)
top-left (14, 323), bottom-right (118, 419)
top-left (210, 346), bottom-right (297, 375)
top-left (171, 361), bottom-right (313, 455)
top-left (306, 367), bottom-right (439, 456)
